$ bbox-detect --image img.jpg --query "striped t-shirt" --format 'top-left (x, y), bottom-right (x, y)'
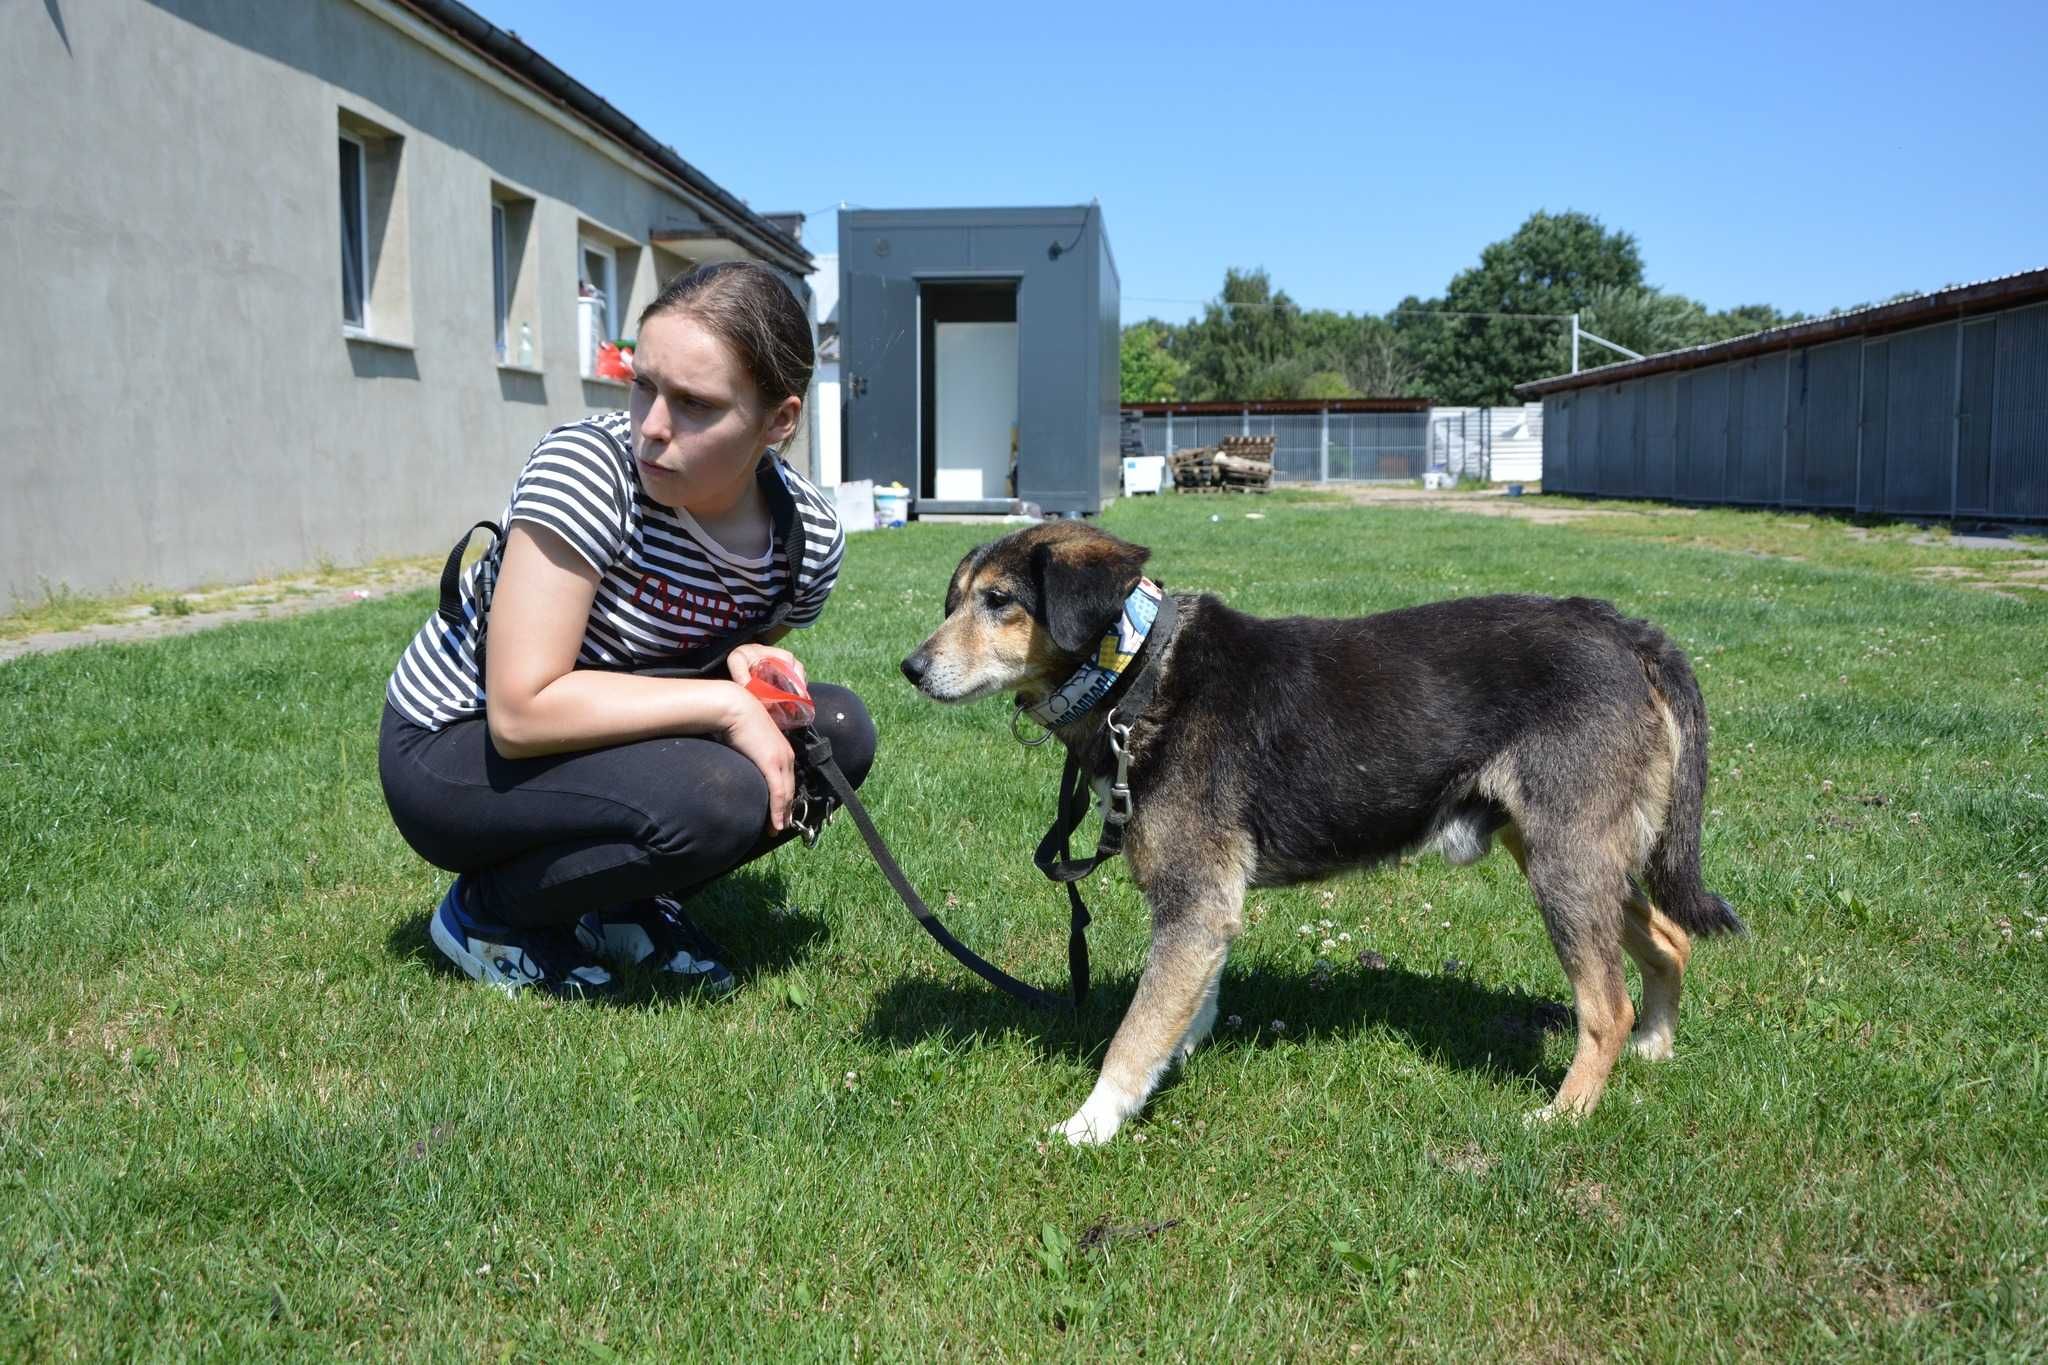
top-left (387, 410), bottom-right (844, 731)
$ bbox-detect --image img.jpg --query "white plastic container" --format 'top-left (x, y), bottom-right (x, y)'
top-left (1122, 455), bottom-right (1166, 496)
top-left (874, 482), bottom-right (910, 528)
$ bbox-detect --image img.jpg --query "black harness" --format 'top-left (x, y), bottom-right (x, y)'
top-left (438, 465), bottom-right (1176, 1012)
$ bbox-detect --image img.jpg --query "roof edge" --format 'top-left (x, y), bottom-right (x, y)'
top-left (1515, 267), bottom-right (2048, 399)
top-left (387, 0), bottom-right (811, 274)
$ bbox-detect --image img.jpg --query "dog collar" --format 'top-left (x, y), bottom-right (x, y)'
top-left (1021, 578), bottom-right (1164, 730)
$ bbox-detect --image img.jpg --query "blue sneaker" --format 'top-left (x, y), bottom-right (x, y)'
top-left (576, 896), bottom-right (736, 996)
top-left (429, 876), bottom-right (616, 998)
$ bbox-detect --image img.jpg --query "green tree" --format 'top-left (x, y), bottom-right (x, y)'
top-left (1161, 273), bottom-right (1423, 400)
top-left (1174, 268), bottom-right (1306, 399)
top-left (1393, 210), bottom-right (1645, 404)
top-left (1119, 320), bottom-right (1188, 402)
top-left (1698, 302), bottom-right (1806, 342)
top-left (1576, 284), bottom-right (1711, 360)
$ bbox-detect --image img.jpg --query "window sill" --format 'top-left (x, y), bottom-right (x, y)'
top-left (498, 361), bottom-right (546, 376)
top-left (344, 329), bottom-right (415, 352)
top-left (581, 374), bottom-right (630, 390)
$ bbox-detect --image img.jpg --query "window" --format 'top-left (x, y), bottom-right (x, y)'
top-left (578, 237), bottom-right (617, 378)
top-left (339, 134), bottom-right (367, 329)
top-left (491, 202), bottom-right (508, 360)
top-left (336, 110), bottom-right (411, 344)
top-left (492, 189), bottom-right (539, 367)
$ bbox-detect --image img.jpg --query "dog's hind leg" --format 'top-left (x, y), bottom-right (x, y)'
top-left (1522, 824), bottom-right (1690, 1063)
top-left (1516, 831), bottom-right (1635, 1122)
top-left (1054, 837), bottom-right (1248, 1146)
top-left (1621, 888), bottom-right (1691, 1061)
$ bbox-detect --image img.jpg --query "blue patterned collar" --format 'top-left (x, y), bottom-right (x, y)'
top-left (1021, 579), bottom-right (1165, 730)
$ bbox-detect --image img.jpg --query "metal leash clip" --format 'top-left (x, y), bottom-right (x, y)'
top-left (1104, 708), bottom-right (1135, 824)
top-left (1011, 702), bottom-right (1054, 748)
top-left (791, 789), bottom-right (827, 848)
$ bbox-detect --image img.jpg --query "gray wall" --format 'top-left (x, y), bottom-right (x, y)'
top-left (0, 0), bottom-right (804, 604)
top-left (837, 207), bottom-right (1119, 516)
top-left (1541, 302), bottom-right (2048, 521)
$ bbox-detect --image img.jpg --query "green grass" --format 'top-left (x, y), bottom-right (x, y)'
top-left (4, 492), bottom-right (2045, 1360)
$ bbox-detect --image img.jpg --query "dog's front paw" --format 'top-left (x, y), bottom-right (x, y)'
top-left (1051, 1093), bottom-right (1127, 1146)
top-left (1056, 1113), bottom-right (1122, 1146)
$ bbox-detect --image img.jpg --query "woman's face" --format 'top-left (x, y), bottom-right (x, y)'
top-left (628, 311), bottom-right (800, 514)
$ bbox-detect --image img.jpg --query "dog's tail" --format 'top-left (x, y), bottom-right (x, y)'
top-left (1630, 621), bottom-right (1747, 938)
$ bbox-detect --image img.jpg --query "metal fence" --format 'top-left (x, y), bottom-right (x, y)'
top-left (1541, 301), bottom-right (2048, 521)
top-left (1131, 408), bottom-right (1429, 481)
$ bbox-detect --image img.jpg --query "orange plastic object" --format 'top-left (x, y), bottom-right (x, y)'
top-left (744, 658), bottom-right (815, 730)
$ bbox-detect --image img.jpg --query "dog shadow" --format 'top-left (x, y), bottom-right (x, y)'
top-left (384, 866), bottom-right (830, 1008)
top-left (862, 960), bottom-right (1575, 1094)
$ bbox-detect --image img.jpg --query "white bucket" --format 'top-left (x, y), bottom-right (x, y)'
top-left (874, 483), bottom-right (910, 528)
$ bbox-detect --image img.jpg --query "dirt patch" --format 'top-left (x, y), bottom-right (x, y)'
top-left (1560, 1180), bottom-right (1624, 1229)
top-left (1, 564), bottom-right (434, 663)
top-left (1333, 484), bottom-right (1699, 526)
top-left (1432, 1141), bottom-right (1497, 1177)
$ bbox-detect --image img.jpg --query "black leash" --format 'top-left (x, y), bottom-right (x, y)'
top-left (1026, 593), bottom-right (1178, 983)
top-left (786, 593), bottom-right (1177, 1014)
top-left (793, 727), bottom-right (1081, 1012)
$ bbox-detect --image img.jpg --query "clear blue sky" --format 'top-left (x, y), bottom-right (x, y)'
top-left (479, 0), bottom-right (2046, 325)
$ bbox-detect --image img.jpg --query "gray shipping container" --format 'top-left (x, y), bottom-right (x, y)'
top-left (838, 206), bottom-right (1119, 517)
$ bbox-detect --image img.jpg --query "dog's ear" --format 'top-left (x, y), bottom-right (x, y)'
top-left (1032, 533), bottom-right (1151, 655)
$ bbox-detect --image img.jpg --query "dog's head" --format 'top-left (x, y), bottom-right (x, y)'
top-left (900, 521), bottom-right (1151, 705)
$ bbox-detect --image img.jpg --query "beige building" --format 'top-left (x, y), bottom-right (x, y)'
top-left (1, 0), bottom-right (815, 604)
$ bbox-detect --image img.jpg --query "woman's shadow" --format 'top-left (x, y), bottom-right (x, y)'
top-left (863, 957), bottom-right (1576, 1099)
top-left (384, 865), bottom-right (828, 1007)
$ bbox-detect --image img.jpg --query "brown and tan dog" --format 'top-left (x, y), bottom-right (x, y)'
top-left (901, 520), bottom-right (1743, 1145)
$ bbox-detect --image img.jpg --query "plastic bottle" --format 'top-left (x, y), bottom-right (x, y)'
top-left (744, 658), bottom-right (815, 731)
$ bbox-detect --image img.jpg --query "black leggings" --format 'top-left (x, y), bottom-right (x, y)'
top-left (377, 685), bottom-right (875, 930)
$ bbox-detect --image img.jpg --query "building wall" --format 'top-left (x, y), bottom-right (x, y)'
top-left (808, 252), bottom-right (842, 486)
top-left (0, 0), bottom-right (795, 603)
top-left (1540, 302), bottom-right (2048, 521)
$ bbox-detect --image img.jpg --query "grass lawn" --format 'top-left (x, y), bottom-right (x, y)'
top-left (3, 491), bottom-right (2044, 1360)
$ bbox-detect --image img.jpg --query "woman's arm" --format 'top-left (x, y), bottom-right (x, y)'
top-left (483, 522), bottom-right (796, 828)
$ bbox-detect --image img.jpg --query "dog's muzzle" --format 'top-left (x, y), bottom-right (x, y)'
top-left (899, 648), bottom-right (932, 689)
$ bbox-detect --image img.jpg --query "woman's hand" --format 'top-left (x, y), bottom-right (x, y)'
top-left (718, 686), bottom-right (797, 833)
top-left (725, 642), bottom-right (807, 692)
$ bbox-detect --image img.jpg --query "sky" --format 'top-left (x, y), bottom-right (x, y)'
top-left (476, 0), bottom-right (2047, 326)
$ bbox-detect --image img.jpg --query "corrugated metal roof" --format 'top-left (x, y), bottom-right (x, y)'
top-left (1515, 266), bottom-right (2048, 398)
